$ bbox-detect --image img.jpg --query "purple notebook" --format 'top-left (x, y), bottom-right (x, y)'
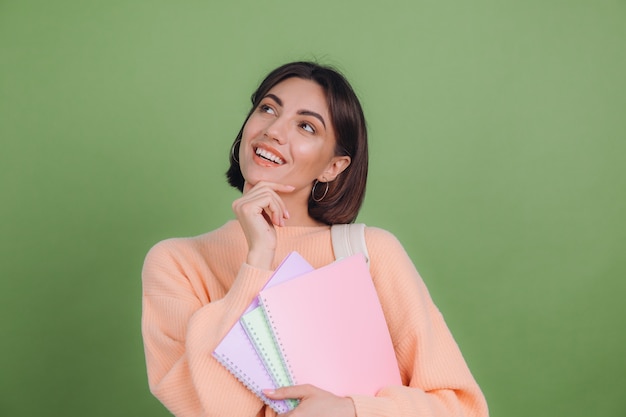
top-left (212, 252), bottom-right (314, 413)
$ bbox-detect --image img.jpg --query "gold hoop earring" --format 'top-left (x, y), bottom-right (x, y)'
top-left (230, 140), bottom-right (240, 164)
top-left (311, 180), bottom-right (329, 202)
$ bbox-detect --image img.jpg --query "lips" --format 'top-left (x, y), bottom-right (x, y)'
top-left (254, 145), bottom-right (285, 165)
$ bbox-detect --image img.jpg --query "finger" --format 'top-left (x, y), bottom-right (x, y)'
top-left (234, 189), bottom-right (282, 216)
top-left (246, 193), bottom-right (286, 226)
top-left (262, 199), bottom-right (284, 227)
top-left (234, 194), bottom-right (284, 228)
top-left (240, 187), bottom-right (291, 223)
top-left (243, 181), bottom-right (295, 196)
top-left (263, 384), bottom-right (318, 400)
top-left (247, 186), bottom-right (295, 219)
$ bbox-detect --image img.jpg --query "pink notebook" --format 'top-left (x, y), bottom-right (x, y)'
top-left (257, 253), bottom-right (402, 397)
top-left (212, 252), bottom-right (314, 413)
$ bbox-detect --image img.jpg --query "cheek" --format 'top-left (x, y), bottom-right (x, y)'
top-left (241, 122), bottom-right (255, 143)
top-left (292, 141), bottom-right (335, 169)
top-left (242, 115), bottom-right (265, 141)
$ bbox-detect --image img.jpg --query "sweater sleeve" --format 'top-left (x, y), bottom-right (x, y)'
top-left (349, 228), bottom-right (489, 417)
top-left (141, 239), bottom-right (272, 417)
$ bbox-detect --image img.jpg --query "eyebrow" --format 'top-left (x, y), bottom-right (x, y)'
top-left (264, 93), bottom-right (327, 129)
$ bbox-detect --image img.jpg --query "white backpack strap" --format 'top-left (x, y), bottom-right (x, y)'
top-left (331, 223), bottom-right (370, 267)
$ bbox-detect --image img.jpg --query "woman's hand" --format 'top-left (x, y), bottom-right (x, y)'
top-left (264, 385), bottom-right (356, 417)
top-left (232, 181), bottom-right (295, 270)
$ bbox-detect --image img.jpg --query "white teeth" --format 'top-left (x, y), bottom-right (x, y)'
top-left (255, 148), bottom-right (284, 165)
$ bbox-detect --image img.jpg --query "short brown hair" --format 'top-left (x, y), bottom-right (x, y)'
top-left (226, 61), bottom-right (368, 225)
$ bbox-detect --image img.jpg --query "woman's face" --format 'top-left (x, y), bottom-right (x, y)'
top-left (239, 77), bottom-right (350, 195)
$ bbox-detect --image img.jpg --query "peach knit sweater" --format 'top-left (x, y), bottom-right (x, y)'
top-left (142, 220), bottom-right (488, 417)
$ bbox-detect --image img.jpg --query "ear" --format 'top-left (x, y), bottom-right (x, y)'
top-left (318, 155), bottom-right (351, 182)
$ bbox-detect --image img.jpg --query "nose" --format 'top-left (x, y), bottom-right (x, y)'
top-left (264, 116), bottom-right (287, 144)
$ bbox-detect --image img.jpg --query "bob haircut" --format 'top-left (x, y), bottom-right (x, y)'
top-left (226, 61), bottom-right (368, 225)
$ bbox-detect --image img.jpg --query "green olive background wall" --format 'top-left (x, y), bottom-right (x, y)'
top-left (1, 1), bottom-right (625, 416)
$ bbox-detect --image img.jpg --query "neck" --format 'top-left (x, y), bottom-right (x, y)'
top-left (279, 189), bottom-right (325, 227)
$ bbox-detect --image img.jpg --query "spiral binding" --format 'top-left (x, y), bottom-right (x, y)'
top-left (212, 342), bottom-right (290, 413)
top-left (241, 306), bottom-right (299, 409)
top-left (259, 295), bottom-right (301, 410)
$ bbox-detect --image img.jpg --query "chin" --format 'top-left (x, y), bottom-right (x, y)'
top-left (243, 174), bottom-right (276, 187)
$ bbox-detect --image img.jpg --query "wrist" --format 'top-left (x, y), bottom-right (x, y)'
top-left (246, 247), bottom-right (275, 270)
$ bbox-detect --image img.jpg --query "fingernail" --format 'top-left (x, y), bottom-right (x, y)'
top-left (262, 389), bottom-right (275, 396)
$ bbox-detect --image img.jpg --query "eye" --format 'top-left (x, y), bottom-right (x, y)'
top-left (300, 122), bottom-right (316, 134)
top-left (259, 104), bottom-right (275, 115)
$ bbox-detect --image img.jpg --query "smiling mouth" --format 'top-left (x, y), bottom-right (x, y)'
top-left (255, 147), bottom-right (284, 165)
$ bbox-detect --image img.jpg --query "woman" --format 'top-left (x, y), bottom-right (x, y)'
top-left (142, 61), bottom-right (489, 417)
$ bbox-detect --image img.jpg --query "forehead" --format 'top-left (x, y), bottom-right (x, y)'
top-left (266, 78), bottom-right (329, 113)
